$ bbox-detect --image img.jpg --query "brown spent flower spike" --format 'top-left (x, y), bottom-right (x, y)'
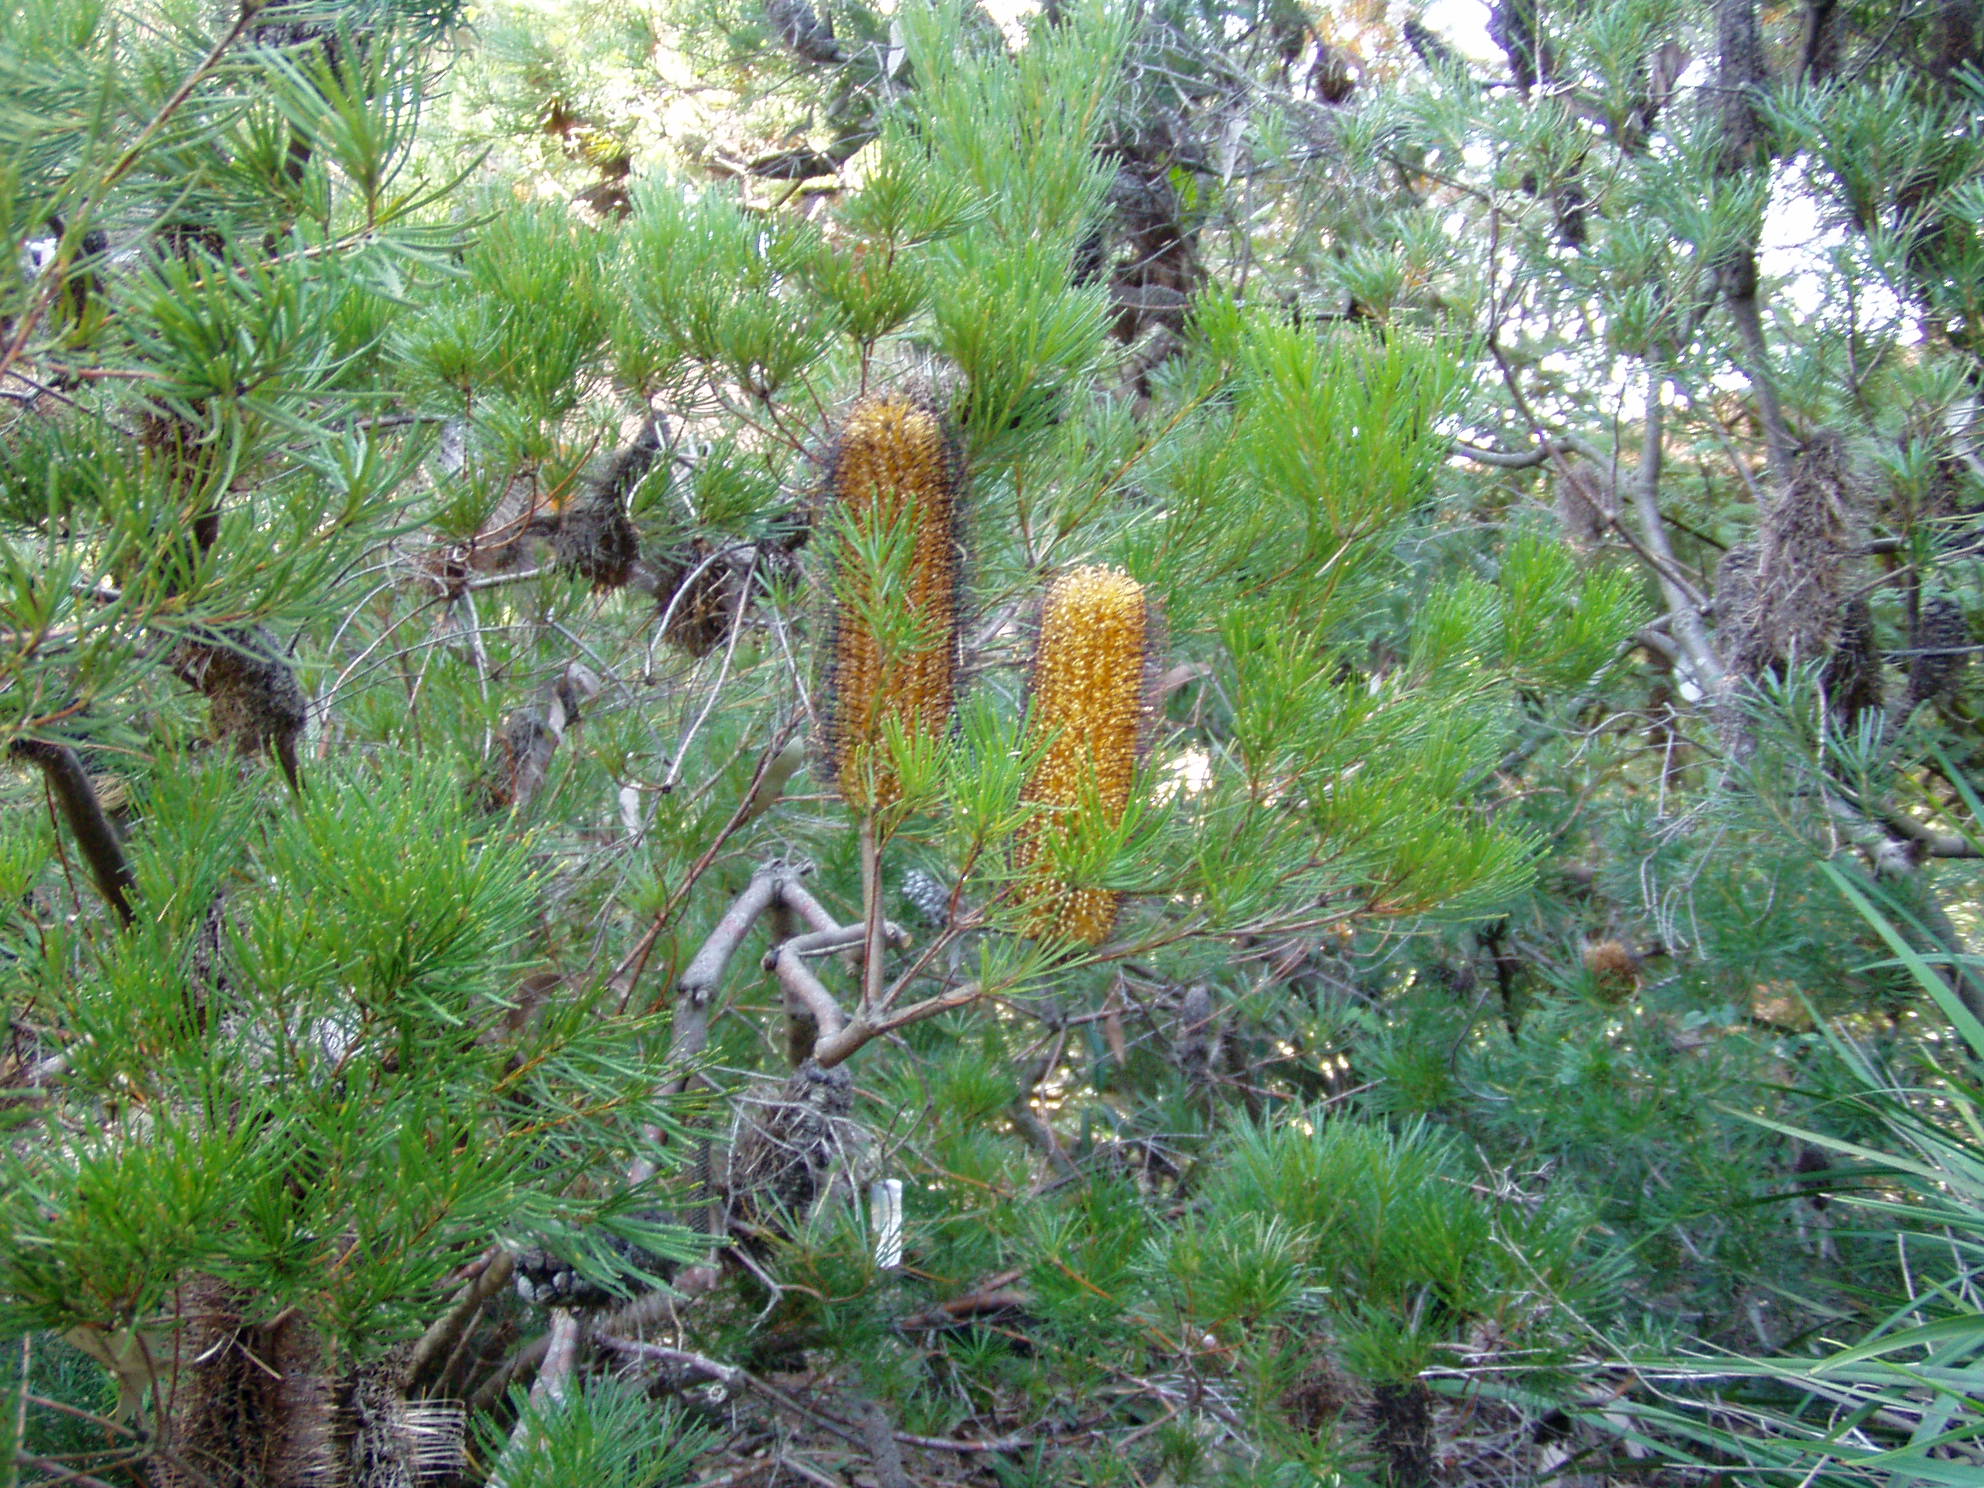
top-left (1016, 565), bottom-right (1150, 945)
top-left (824, 392), bottom-right (963, 808)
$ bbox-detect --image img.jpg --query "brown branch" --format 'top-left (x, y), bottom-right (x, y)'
top-left (773, 924), bottom-right (882, 959)
top-left (770, 946), bottom-right (846, 1059)
top-left (655, 866), bottom-right (784, 1087)
top-left (1838, 797), bottom-right (1983, 861)
top-left (466, 1287), bottom-right (693, 1417)
top-left (1712, 0), bottom-right (1797, 487)
top-left (1487, 344), bottom-right (1706, 604)
top-left (465, 1329), bottom-right (547, 1416)
top-left (594, 1336), bottom-right (745, 1391)
top-left (492, 665), bottom-right (599, 812)
top-left (678, 870), bottom-right (782, 1007)
top-left (775, 876), bottom-right (844, 936)
top-left (405, 1249), bottom-right (515, 1393)
top-left (491, 1309), bottom-right (586, 1487)
top-left (1449, 437), bottom-right (1582, 469)
top-left (16, 1456), bottom-right (125, 1488)
top-left (1723, 273), bottom-right (1796, 486)
top-left (17, 1393), bottom-right (144, 1441)
top-left (812, 983), bottom-right (986, 1068)
top-left (532, 1308), bottom-right (584, 1406)
top-left (757, 886), bottom-right (909, 1062)
top-left (858, 814), bottom-right (886, 1015)
top-left (1010, 1030), bottom-right (1079, 1179)
top-left (623, 865), bottom-right (788, 1186)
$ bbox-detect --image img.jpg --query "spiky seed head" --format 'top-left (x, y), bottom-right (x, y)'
top-left (1555, 458), bottom-right (1612, 554)
top-left (1909, 593), bottom-right (1970, 710)
top-left (1738, 429), bottom-right (1863, 676)
top-left (1582, 939), bottom-right (1639, 1001)
top-left (824, 392), bottom-right (963, 809)
top-left (1015, 565), bottom-right (1150, 945)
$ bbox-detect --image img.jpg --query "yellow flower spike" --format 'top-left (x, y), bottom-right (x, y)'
top-left (1016, 565), bottom-right (1151, 945)
top-left (824, 393), bottom-right (964, 809)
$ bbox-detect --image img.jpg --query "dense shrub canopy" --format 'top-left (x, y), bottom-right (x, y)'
top-left (3, 0), bottom-right (1984, 1483)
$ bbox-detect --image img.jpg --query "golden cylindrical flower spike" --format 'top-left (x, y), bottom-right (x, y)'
top-left (1016, 565), bottom-right (1150, 944)
top-left (824, 393), bottom-right (963, 809)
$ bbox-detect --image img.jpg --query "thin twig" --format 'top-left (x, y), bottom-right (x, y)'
top-left (0, 6), bottom-right (259, 382)
top-left (15, 1456), bottom-right (126, 1488)
top-left (858, 814), bottom-right (885, 1015)
top-left (606, 715), bottom-right (804, 1010)
top-left (663, 551), bottom-right (760, 791)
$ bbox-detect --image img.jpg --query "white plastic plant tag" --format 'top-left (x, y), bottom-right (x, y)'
top-left (870, 1178), bottom-right (904, 1270)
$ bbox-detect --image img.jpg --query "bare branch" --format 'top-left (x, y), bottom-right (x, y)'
top-left (662, 867), bottom-right (785, 1079)
top-left (406, 1249), bottom-right (515, 1393)
top-left (1629, 378), bottom-right (1727, 686)
top-left (771, 946), bottom-right (847, 1058)
top-left (812, 983), bottom-right (986, 1068)
top-left (607, 716), bottom-right (806, 1009)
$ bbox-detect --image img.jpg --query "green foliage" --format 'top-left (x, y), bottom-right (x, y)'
top-left (0, 757), bottom-right (699, 1352)
top-left (1610, 871), bottom-right (1984, 1482)
top-left (1205, 1115), bottom-right (1605, 1353)
top-left (620, 184), bottom-right (831, 398)
top-left (484, 1381), bottom-right (714, 1488)
top-left (0, 1335), bottom-right (112, 1458)
top-left (930, 234), bottom-right (1113, 465)
top-left (898, 0), bottom-right (1127, 249)
top-left (8, 0), bottom-right (1983, 1480)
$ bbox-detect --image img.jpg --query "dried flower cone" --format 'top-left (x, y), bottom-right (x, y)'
top-left (825, 393), bottom-right (962, 808)
top-left (1908, 593), bottom-right (1970, 711)
top-left (1733, 429), bottom-right (1862, 677)
top-left (1017, 565), bottom-right (1150, 945)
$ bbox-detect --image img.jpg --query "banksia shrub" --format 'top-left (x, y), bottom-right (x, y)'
top-left (1015, 565), bottom-right (1151, 944)
top-left (823, 393), bottom-right (963, 808)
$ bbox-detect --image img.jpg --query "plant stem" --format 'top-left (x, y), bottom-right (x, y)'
top-left (859, 812), bottom-right (885, 1015)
